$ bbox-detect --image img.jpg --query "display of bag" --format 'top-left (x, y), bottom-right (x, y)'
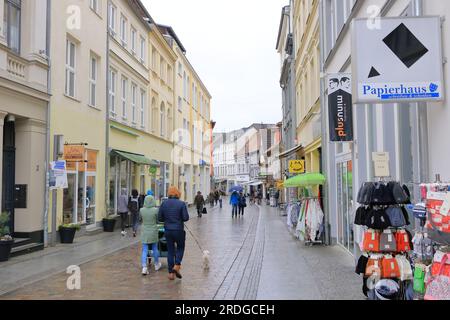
top-left (380, 229), bottom-right (397, 252)
top-left (385, 207), bottom-right (407, 228)
top-left (430, 251), bottom-right (450, 277)
top-left (365, 254), bottom-right (383, 277)
top-left (381, 255), bottom-right (401, 279)
top-left (424, 254), bottom-right (450, 300)
top-left (354, 206), bottom-right (368, 225)
top-left (396, 230), bottom-right (412, 252)
top-left (371, 182), bottom-right (390, 205)
top-left (202, 207), bottom-right (207, 214)
top-left (425, 198), bottom-right (450, 242)
top-left (413, 264), bottom-right (427, 294)
top-left (363, 230), bottom-right (380, 252)
top-left (355, 254), bottom-right (369, 275)
top-left (358, 182), bottom-right (374, 205)
top-left (396, 255), bottom-right (413, 281)
top-left (390, 182), bottom-right (409, 205)
top-left (365, 208), bottom-right (392, 230)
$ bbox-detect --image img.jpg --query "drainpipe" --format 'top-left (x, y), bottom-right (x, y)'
top-left (105, 1), bottom-right (111, 219)
top-left (43, 0), bottom-right (52, 247)
top-left (318, 0), bottom-right (331, 245)
top-left (412, 0), bottom-right (429, 186)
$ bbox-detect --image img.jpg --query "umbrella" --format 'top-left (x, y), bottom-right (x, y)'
top-left (284, 173), bottom-right (326, 187)
top-left (229, 185), bottom-right (243, 193)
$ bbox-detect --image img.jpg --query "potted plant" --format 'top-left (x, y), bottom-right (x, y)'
top-left (0, 212), bottom-right (14, 262)
top-left (58, 223), bottom-right (80, 244)
top-left (102, 215), bottom-right (117, 233)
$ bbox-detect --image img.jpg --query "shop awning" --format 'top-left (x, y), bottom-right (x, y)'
top-left (284, 173), bottom-right (326, 187)
top-left (278, 144), bottom-right (303, 159)
top-left (249, 181), bottom-right (263, 186)
top-left (111, 150), bottom-right (160, 166)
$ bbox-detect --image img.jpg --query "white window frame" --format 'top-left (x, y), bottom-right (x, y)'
top-left (89, 55), bottom-right (97, 107)
top-left (140, 36), bottom-right (146, 64)
top-left (108, 3), bottom-right (116, 34)
top-left (121, 77), bottom-right (128, 119)
top-left (109, 69), bottom-right (117, 117)
top-left (131, 27), bottom-right (137, 54)
top-left (131, 84), bottom-right (137, 124)
top-left (90, 0), bottom-right (99, 13)
top-left (140, 89), bottom-right (145, 128)
top-left (178, 96), bottom-right (182, 112)
top-left (160, 104), bottom-right (165, 137)
top-left (120, 15), bottom-right (127, 47)
top-left (65, 39), bottom-right (76, 98)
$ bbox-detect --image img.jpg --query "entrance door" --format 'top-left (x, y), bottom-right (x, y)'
top-left (63, 173), bottom-right (77, 225)
top-left (337, 160), bottom-right (354, 253)
top-left (2, 121), bottom-right (15, 234)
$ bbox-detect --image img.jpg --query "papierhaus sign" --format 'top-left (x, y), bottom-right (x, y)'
top-left (328, 74), bottom-right (353, 142)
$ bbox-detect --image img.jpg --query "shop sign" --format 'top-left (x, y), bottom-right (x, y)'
top-left (328, 74), bottom-right (353, 142)
top-left (63, 145), bottom-right (85, 162)
top-left (86, 150), bottom-right (97, 172)
top-left (352, 16), bottom-right (444, 103)
top-left (372, 152), bottom-right (390, 177)
top-left (49, 160), bottom-right (68, 190)
top-left (289, 160), bottom-right (305, 174)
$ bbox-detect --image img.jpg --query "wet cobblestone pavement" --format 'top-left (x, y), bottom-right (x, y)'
top-left (1, 201), bottom-right (363, 300)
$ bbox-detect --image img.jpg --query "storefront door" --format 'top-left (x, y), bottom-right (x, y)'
top-left (85, 174), bottom-right (96, 226)
top-left (63, 173), bottom-right (77, 225)
top-left (337, 160), bottom-right (354, 254)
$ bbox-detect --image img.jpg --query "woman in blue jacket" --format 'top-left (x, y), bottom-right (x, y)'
top-left (230, 191), bottom-right (239, 218)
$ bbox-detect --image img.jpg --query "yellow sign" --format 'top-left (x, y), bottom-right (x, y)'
top-left (289, 160), bottom-right (305, 174)
top-left (64, 145), bottom-right (85, 162)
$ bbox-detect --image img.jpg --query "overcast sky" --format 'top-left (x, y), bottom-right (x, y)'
top-left (141, 0), bottom-right (284, 132)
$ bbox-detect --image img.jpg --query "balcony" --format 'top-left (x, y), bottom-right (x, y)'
top-left (7, 54), bottom-right (27, 79)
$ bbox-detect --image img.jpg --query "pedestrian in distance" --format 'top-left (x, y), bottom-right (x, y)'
top-left (230, 191), bottom-right (239, 218)
top-left (209, 191), bottom-right (215, 207)
top-left (218, 192), bottom-right (223, 209)
top-left (194, 191), bottom-right (205, 218)
top-left (158, 186), bottom-right (189, 281)
top-left (214, 190), bottom-right (220, 206)
top-left (238, 192), bottom-right (247, 216)
top-left (118, 188), bottom-right (129, 236)
top-left (139, 195), bottom-right (162, 275)
top-left (128, 189), bottom-right (141, 238)
top-left (275, 190), bottom-right (280, 207)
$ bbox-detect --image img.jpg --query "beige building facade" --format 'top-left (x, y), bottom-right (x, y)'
top-left (0, 0), bottom-right (50, 246)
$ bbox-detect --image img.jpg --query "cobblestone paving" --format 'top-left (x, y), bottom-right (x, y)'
top-left (1, 201), bottom-right (363, 300)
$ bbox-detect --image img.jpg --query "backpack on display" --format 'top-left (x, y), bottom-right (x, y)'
top-left (371, 182), bottom-right (389, 205)
top-left (355, 254), bottom-right (369, 275)
top-left (390, 182), bottom-right (409, 204)
top-left (402, 185), bottom-right (412, 204)
top-left (365, 254), bottom-right (383, 277)
top-left (396, 230), bottom-right (412, 252)
top-left (354, 206), bottom-right (368, 226)
top-left (380, 229), bottom-right (397, 252)
top-left (363, 230), bottom-right (381, 252)
top-left (358, 182), bottom-right (373, 205)
top-left (385, 207), bottom-right (407, 228)
top-left (381, 255), bottom-right (401, 279)
top-left (365, 208), bottom-right (392, 230)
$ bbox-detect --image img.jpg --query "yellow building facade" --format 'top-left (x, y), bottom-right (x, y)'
top-left (293, 0), bottom-right (321, 180)
top-left (49, 0), bottom-right (108, 232)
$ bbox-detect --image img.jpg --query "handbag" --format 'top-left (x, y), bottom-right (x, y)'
top-left (413, 264), bottom-right (427, 294)
top-left (431, 251), bottom-right (450, 277)
top-left (425, 198), bottom-right (450, 245)
top-left (202, 207), bottom-right (207, 214)
top-left (424, 253), bottom-right (450, 300)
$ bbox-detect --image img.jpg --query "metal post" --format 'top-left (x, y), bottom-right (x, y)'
top-left (50, 135), bottom-right (59, 246)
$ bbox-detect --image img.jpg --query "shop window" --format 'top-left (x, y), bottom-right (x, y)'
top-left (4, 0), bottom-right (21, 54)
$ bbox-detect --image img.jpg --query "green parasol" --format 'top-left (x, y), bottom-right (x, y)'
top-left (284, 173), bottom-right (326, 187)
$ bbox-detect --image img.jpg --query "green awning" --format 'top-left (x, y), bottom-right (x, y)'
top-left (112, 150), bottom-right (159, 166)
top-left (284, 173), bottom-right (326, 187)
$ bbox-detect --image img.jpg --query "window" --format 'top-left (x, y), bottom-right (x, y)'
top-left (131, 84), bottom-right (137, 124)
top-left (151, 47), bottom-right (157, 70)
top-left (131, 27), bottom-right (136, 54)
top-left (120, 15), bottom-right (127, 46)
top-left (160, 58), bottom-right (165, 80)
top-left (108, 3), bottom-right (116, 34)
top-left (191, 83), bottom-right (194, 104)
top-left (183, 72), bottom-right (187, 99)
top-left (140, 36), bottom-right (145, 63)
top-left (89, 56), bottom-right (97, 106)
top-left (90, 0), bottom-right (98, 13)
top-left (178, 62), bottom-right (182, 76)
top-left (4, 0), bottom-right (21, 53)
top-left (140, 90), bottom-right (145, 128)
top-left (167, 65), bottom-right (172, 86)
top-left (121, 77), bottom-right (127, 119)
top-left (109, 69), bottom-right (116, 116)
top-left (178, 97), bottom-right (182, 112)
top-left (65, 39), bottom-right (76, 97)
top-left (160, 103), bottom-right (165, 137)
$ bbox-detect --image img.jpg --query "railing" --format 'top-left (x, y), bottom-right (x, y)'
top-left (7, 55), bottom-right (26, 79)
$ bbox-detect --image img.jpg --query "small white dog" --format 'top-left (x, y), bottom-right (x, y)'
top-left (202, 250), bottom-right (210, 270)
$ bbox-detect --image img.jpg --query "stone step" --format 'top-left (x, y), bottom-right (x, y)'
top-left (12, 238), bottom-right (32, 248)
top-left (10, 242), bottom-right (44, 258)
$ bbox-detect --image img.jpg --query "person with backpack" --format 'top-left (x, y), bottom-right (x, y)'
top-left (118, 188), bottom-right (129, 236)
top-left (238, 191), bottom-right (247, 216)
top-left (139, 195), bottom-right (162, 275)
top-left (128, 189), bottom-right (141, 237)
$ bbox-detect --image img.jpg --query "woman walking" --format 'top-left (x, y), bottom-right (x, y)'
top-left (118, 188), bottom-right (129, 236)
top-left (238, 192), bottom-right (247, 216)
top-left (140, 195), bottom-right (162, 275)
top-left (158, 186), bottom-right (190, 281)
top-left (194, 191), bottom-right (205, 218)
top-left (230, 191), bottom-right (239, 218)
top-left (128, 189), bottom-right (141, 237)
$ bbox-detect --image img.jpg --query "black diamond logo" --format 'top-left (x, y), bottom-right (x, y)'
top-left (368, 67), bottom-right (381, 78)
top-left (383, 23), bottom-right (429, 68)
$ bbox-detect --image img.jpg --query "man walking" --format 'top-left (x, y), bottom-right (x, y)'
top-left (158, 186), bottom-right (190, 281)
top-left (194, 191), bottom-right (205, 218)
top-left (230, 191), bottom-right (239, 218)
top-left (238, 192), bottom-right (247, 216)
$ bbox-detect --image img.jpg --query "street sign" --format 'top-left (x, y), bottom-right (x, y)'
top-left (352, 16), bottom-right (444, 103)
top-left (289, 160), bottom-right (305, 174)
top-left (49, 160), bottom-right (68, 190)
top-left (328, 74), bottom-right (353, 142)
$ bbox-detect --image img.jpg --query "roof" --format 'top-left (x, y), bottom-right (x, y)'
top-left (276, 6), bottom-right (290, 50)
top-left (127, 0), bottom-right (155, 30)
top-left (157, 24), bottom-right (187, 54)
